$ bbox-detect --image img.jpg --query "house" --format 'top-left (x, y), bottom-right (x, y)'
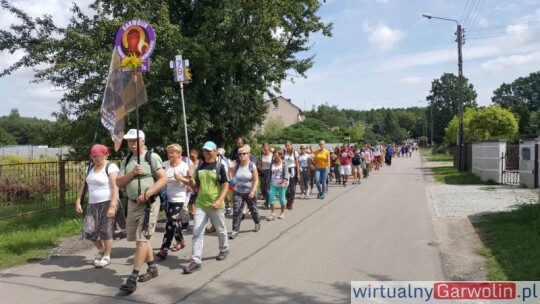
top-left (254, 96), bottom-right (305, 135)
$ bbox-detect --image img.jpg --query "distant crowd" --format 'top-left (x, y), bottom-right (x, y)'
top-left (75, 129), bottom-right (417, 293)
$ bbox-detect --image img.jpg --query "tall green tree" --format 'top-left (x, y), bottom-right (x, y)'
top-left (492, 71), bottom-right (540, 134)
top-left (426, 73), bottom-right (477, 145)
top-left (445, 106), bottom-right (518, 144)
top-left (0, 0), bottom-right (331, 156)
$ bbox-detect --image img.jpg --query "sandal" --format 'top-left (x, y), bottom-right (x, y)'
top-left (206, 226), bottom-right (216, 233)
top-left (171, 241), bottom-right (185, 252)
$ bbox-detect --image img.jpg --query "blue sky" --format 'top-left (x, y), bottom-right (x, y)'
top-left (2, 0), bottom-right (540, 119)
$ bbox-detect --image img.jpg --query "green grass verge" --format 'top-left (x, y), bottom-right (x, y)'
top-left (473, 204), bottom-right (540, 280)
top-left (431, 166), bottom-right (497, 185)
top-left (0, 207), bottom-right (82, 268)
top-left (421, 148), bottom-right (453, 162)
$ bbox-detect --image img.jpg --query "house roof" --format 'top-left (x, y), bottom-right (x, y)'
top-left (266, 96), bottom-right (303, 112)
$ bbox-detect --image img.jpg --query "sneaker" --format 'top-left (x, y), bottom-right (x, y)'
top-left (119, 277), bottom-right (137, 293)
top-left (225, 207), bottom-right (232, 215)
top-left (229, 231), bottom-right (239, 240)
top-left (93, 251), bottom-right (104, 266)
top-left (267, 213), bottom-right (275, 221)
top-left (320, 194), bottom-right (325, 199)
top-left (94, 256), bottom-right (111, 268)
top-left (183, 261), bottom-right (201, 274)
top-left (306, 188), bottom-right (310, 196)
top-left (138, 266), bottom-right (159, 282)
top-left (254, 223), bottom-right (261, 232)
top-left (343, 182), bottom-right (347, 187)
top-left (278, 213), bottom-right (285, 219)
top-left (156, 249), bottom-right (168, 260)
top-left (216, 249), bottom-right (229, 261)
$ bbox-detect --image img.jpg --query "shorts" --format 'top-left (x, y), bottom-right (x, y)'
top-left (340, 165), bottom-right (351, 176)
top-left (352, 165), bottom-right (361, 175)
top-left (126, 197), bottom-right (160, 242)
top-left (374, 155), bottom-right (382, 162)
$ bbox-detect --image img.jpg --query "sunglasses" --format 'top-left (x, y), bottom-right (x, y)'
top-left (239, 152), bottom-right (249, 156)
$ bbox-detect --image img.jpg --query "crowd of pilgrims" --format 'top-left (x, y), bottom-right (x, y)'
top-left (76, 130), bottom-right (417, 293)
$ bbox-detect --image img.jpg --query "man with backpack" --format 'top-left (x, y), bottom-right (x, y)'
top-left (117, 129), bottom-right (168, 293)
top-left (183, 141), bottom-right (230, 274)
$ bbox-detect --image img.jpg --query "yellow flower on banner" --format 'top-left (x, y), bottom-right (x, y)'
top-left (121, 53), bottom-right (144, 73)
top-left (184, 67), bottom-right (192, 81)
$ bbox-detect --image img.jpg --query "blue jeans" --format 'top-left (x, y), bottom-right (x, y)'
top-left (315, 168), bottom-right (328, 195)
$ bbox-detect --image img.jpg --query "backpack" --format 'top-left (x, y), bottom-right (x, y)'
top-left (88, 161), bottom-right (113, 176)
top-left (195, 156), bottom-right (226, 187)
top-left (352, 153), bottom-right (362, 166)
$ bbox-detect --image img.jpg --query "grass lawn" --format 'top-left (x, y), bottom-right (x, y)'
top-left (0, 208), bottom-right (82, 269)
top-left (431, 166), bottom-right (497, 185)
top-left (421, 147), bottom-right (453, 162)
top-left (473, 204), bottom-right (540, 280)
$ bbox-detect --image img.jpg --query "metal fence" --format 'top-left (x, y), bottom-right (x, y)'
top-left (0, 146), bottom-right (72, 160)
top-left (0, 160), bottom-right (87, 220)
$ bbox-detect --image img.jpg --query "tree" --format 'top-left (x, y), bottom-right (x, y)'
top-left (262, 116), bottom-right (285, 141)
top-left (305, 103), bottom-right (348, 129)
top-left (0, 0), bottom-right (332, 156)
top-left (445, 106), bottom-right (518, 144)
top-left (0, 127), bottom-right (17, 146)
top-left (426, 73), bottom-right (478, 145)
top-left (492, 71), bottom-right (540, 134)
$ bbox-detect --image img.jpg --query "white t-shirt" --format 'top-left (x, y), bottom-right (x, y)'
top-left (86, 162), bottom-right (120, 204)
top-left (298, 153), bottom-right (310, 168)
top-left (164, 160), bottom-right (189, 203)
top-left (373, 145), bottom-right (382, 156)
top-left (271, 163), bottom-right (287, 187)
top-left (261, 153), bottom-right (273, 170)
top-left (283, 150), bottom-right (298, 168)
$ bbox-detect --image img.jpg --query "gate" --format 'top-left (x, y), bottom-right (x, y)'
top-left (501, 144), bottom-right (520, 186)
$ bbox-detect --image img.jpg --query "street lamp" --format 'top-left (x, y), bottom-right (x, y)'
top-left (422, 13), bottom-right (465, 171)
top-left (419, 100), bottom-right (434, 154)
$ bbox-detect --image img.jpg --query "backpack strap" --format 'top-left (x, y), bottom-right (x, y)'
top-left (123, 151), bottom-right (155, 180)
top-left (235, 161), bottom-right (255, 173)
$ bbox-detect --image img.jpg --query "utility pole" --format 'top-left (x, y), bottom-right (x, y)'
top-left (423, 13), bottom-right (465, 170)
top-left (457, 24), bottom-right (465, 171)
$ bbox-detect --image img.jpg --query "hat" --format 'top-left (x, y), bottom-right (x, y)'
top-left (217, 148), bottom-right (226, 155)
top-left (124, 129), bottom-right (145, 140)
top-left (202, 141), bottom-right (217, 151)
top-left (90, 144), bottom-right (109, 156)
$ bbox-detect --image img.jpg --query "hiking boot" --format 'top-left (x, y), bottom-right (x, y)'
top-left (216, 249), bottom-right (229, 261)
top-left (267, 213), bottom-right (275, 221)
top-left (229, 231), bottom-right (239, 240)
top-left (254, 223), bottom-right (261, 232)
top-left (94, 256), bottom-right (111, 268)
top-left (120, 277), bottom-right (137, 293)
top-left (156, 249), bottom-right (168, 260)
top-left (183, 261), bottom-right (201, 274)
top-left (138, 267), bottom-right (158, 282)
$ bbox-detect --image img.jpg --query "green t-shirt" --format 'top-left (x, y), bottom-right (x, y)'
top-left (120, 152), bottom-right (164, 201)
top-left (194, 160), bottom-right (229, 210)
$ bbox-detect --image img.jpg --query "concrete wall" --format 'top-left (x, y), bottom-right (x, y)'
top-left (519, 139), bottom-right (538, 188)
top-left (471, 140), bottom-right (506, 183)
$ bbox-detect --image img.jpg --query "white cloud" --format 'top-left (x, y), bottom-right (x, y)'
top-left (396, 76), bottom-right (430, 85)
top-left (363, 22), bottom-right (405, 52)
top-left (481, 51), bottom-right (540, 71)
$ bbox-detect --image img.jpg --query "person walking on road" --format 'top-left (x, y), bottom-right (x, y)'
top-left (314, 140), bottom-right (331, 199)
top-left (75, 144), bottom-right (121, 268)
top-left (229, 145), bottom-right (261, 239)
top-left (283, 141), bottom-right (299, 210)
top-left (116, 129), bottom-right (168, 293)
top-left (183, 141), bottom-right (230, 274)
top-left (156, 144), bottom-right (190, 260)
top-left (258, 143), bottom-right (273, 209)
top-left (267, 147), bottom-right (290, 220)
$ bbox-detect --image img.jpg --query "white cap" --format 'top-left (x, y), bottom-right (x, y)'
top-left (123, 129), bottom-right (145, 140)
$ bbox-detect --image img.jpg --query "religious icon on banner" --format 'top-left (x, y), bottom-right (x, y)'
top-left (115, 19), bottom-right (156, 72)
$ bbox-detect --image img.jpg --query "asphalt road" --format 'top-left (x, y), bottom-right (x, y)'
top-left (0, 152), bottom-right (444, 304)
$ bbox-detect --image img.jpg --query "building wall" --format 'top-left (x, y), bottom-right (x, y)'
top-left (254, 96), bottom-right (304, 135)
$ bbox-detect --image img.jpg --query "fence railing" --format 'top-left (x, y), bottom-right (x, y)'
top-left (0, 160), bottom-right (88, 220)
